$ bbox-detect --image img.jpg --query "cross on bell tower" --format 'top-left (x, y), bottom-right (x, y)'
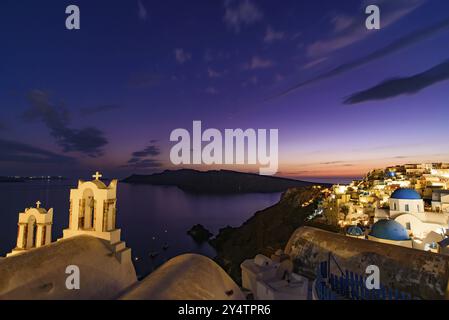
top-left (36, 200), bottom-right (41, 208)
top-left (92, 171), bottom-right (102, 180)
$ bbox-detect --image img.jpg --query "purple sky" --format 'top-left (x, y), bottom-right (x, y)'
top-left (1, 0), bottom-right (449, 180)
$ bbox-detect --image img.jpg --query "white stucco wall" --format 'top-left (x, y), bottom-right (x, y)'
top-left (119, 254), bottom-right (244, 300)
top-left (389, 198), bottom-right (424, 218)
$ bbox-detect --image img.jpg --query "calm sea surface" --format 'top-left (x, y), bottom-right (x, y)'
top-left (0, 180), bottom-right (281, 277)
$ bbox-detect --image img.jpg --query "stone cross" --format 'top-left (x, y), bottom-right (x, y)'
top-left (36, 201), bottom-right (41, 208)
top-left (92, 171), bottom-right (102, 180)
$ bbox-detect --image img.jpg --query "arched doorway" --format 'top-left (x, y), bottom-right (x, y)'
top-left (79, 188), bottom-right (95, 231)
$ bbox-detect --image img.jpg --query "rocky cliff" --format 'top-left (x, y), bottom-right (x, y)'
top-left (210, 186), bottom-right (326, 283)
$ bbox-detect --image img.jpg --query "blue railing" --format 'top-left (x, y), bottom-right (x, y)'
top-left (315, 259), bottom-right (414, 300)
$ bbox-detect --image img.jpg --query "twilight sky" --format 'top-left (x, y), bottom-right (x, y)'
top-left (1, 0), bottom-right (449, 181)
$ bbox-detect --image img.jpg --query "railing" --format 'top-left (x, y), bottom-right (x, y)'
top-left (315, 257), bottom-right (414, 300)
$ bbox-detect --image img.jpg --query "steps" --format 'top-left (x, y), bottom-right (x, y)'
top-left (111, 241), bottom-right (131, 263)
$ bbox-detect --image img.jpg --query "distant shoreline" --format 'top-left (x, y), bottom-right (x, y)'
top-left (122, 169), bottom-right (332, 194)
top-left (0, 176), bottom-right (66, 183)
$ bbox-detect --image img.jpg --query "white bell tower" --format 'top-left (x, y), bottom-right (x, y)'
top-left (62, 172), bottom-right (131, 262)
top-left (7, 201), bottom-right (53, 257)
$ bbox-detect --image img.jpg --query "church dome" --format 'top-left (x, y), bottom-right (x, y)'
top-left (391, 188), bottom-right (421, 200)
top-left (347, 226), bottom-right (364, 236)
top-left (369, 220), bottom-right (410, 241)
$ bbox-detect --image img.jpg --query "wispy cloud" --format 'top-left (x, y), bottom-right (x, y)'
top-left (302, 57), bottom-right (329, 70)
top-left (307, 0), bottom-right (425, 57)
top-left (223, 0), bottom-right (263, 33)
top-left (264, 26), bottom-right (285, 43)
top-left (344, 59), bottom-right (449, 104)
top-left (320, 161), bottom-right (346, 165)
top-left (207, 67), bottom-right (223, 78)
top-left (137, 0), bottom-right (148, 21)
top-left (203, 49), bottom-right (232, 62)
top-left (274, 15), bottom-right (449, 98)
top-left (205, 87), bottom-right (219, 95)
top-left (22, 90), bottom-right (108, 157)
top-left (174, 48), bottom-right (192, 64)
top-left (331, 14), bottom-right (355, 33)
top-left (245, 56), bottom-right (274, 70)
top-left (242, 75), bottom-right (259, 87)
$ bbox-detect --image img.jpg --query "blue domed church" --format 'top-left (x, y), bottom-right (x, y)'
top-left (368, 219), bottom-right (412, 247)
top-left (389, 188), bottom-right (424, 218)
top-left (370, 188), bottom-right (449, 252)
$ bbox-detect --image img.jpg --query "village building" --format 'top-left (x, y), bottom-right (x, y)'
top-left (370, 188), bottom-right (449, 252)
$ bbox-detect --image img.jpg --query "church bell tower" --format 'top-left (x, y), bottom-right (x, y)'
top-left (63, 172), bottom-right (120, 242)
top-left (7, 201), bottom-right (53, 257)
top-left (62, 172), bottom-right (131, 262)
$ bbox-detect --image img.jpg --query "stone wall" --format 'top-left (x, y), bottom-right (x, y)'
top-left (285, 227), bottom-right (449, 300)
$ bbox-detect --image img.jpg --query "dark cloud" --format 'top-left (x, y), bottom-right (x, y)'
top-left (123, 142), bottom-right (162, 169)
top-left (344, 59), bottom-right (449, 104)
top-left (275, 16), bottom-right (449, 98)
top-left (0, 138), bottom-right (77, 164)
top-left (132, 144), bottom-right (160, 157)
top-left (123, 158), bottom-right (162, 169)
top-left (320, 161), bottom-right (346, 165)
top-left (127, 157), bottom-right (140, 164)
top-left (320, 161), bottom-right (354, 167)
top-left (80, 104), bottom-right (121, 116)
top-left (23, 90), bottom-right (108, 157)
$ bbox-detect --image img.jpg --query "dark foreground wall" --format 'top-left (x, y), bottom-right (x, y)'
top-left (285, 227), bottom-right (449, 300)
